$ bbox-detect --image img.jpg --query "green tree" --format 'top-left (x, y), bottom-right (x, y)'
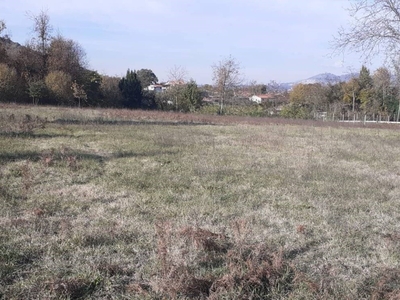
top-left (28, 80), bottom-right (47, 105)
top-left (136, 69), bottom-right (158, 89)
top-left (358, 66), bottom-right (373, 90)
top-left (372, 67), bottom-right (392, 114)
top-left (119, 69), bottom-right (143, 108)
top-left (82, 70), bottom-right (102, 106)
top-left (326, 82), bottom-right (345, 117)
top-left (358, 66), bottom-right (374, 112)
top-left (280, 103), bottom-right (311, 119)
top-left (182, 79), bottom-right (202, 112)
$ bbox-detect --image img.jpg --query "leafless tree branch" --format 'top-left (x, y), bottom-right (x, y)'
top-left (332, 0), bottom-right (400, 61)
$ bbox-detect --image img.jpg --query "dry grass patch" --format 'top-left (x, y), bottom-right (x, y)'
top-left (2, 105), bottom-right (400, 298)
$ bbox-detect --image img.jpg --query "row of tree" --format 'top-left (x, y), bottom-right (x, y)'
top-left (0, 12), bottom-right (204, 112)
top-left (4, 1), bottom-right (400, 120)
top-left (282, 65), bottom-right (400, 120)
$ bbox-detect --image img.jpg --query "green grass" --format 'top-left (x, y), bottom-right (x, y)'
top-left (1, 104), bottom-right (400, 299)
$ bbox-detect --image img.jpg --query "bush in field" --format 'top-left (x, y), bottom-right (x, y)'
top-left (280, 103), bottom-right (312, 119)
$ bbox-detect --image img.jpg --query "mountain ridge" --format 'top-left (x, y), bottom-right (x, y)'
top-left (282, 72), bottom-right (358, 90)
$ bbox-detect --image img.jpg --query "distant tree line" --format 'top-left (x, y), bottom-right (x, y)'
top-left (0, 11), bottom-right (204, 112)
top-left (3, 8), bottom-right (400, 121)
top-left (281, 65), bottom-right (400, 121)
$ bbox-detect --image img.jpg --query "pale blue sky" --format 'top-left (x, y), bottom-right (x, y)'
top-left (0, 0), bottom-right (383, 84)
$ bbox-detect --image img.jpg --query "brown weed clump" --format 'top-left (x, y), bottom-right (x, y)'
top-left (366, 268), bottom-right (400, 300)
top-left (49, 277), bottom-right (100, 299)
top-left (209, 246), bottom-right (294, 299)
top-left (145, 223), bottom-right (295, 299)
top-left (0, 113), bottom-right (47, 135)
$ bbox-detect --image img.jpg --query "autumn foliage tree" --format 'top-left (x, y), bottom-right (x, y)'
top-left (0, 63), bottom-right (21, 102)
top-left (100, 75), bottom-right (124, 107)
top-left (48, 35), bottom-right (87, 82)
top-left (71, 81), bottom-right (87, 108)
top-left (45, 70), bottom-right (73, 105)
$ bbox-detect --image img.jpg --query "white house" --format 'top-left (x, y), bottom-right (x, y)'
top-left (249, 94), bottom-right (274, 104)
top-left (147, 84), bottom-right (163, 92)
top-left (146, 80), bottom-right (185, 93)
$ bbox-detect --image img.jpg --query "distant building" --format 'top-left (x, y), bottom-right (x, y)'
top-left (249, 94), bottom-right (275, 104)
top-left (146, 80), bottom-right (185, 93)
top-left (146, 84), bottom-right (163, 92)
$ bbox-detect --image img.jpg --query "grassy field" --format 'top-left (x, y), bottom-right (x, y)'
top-left (1, 104), bottom-right (400, 299)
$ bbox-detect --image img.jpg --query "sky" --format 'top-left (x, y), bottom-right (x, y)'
top-left (0, 0), bottom-right (384, 84)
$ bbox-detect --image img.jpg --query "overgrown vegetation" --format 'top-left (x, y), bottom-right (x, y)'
top-left (1, 105), bottom-right (400, 299)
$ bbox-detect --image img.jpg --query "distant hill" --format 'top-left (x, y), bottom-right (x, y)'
top-left (282, 72), bottom-right (358, 90)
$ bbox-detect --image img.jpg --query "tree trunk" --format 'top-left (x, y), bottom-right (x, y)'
top-left (397, 98), bottom-right (400, 122)
top-left (219, 91), bottom-right (225, 115)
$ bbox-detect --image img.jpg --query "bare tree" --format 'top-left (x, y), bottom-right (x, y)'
top-left (0, 20), bottom-right (8, 64)
top-left (27, 10), bottom-right (53, 77)
top-left (392, 56), bottom-right (400, 121)
top-left (266, 80), bottom-right (283, 94)
top-left (0, 20), bottom-right (6, 37)
top-left (212, 55), bottom-right (243, 114)
top-left (248, 80), bottom-right (258, 96)
top-left (167, 65), bottom-right (187, 110)
top-left (168, 65), bottom-right (187, 84)
top-left (332, 0), bottom-right (400, 61)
